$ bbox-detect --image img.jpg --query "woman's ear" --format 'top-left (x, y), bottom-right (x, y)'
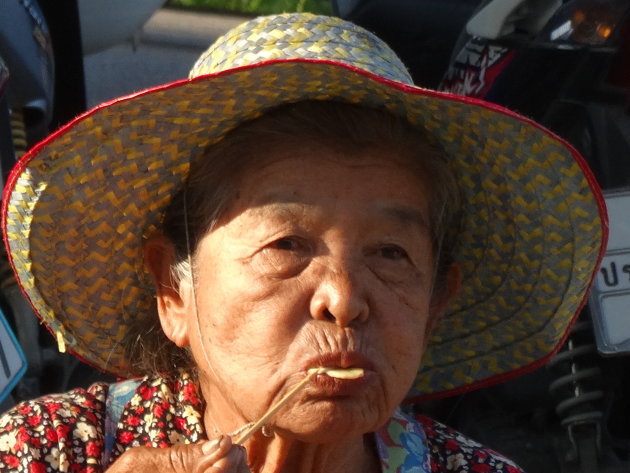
top-left (144, 235), bottom-right (191, 348)
top-left (424, 263), bottom-right (463, 347)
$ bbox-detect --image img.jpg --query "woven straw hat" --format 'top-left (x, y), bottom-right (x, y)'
top-left (2, 13), bottom-right (606, 400)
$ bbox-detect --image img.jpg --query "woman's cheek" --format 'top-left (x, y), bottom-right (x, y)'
top-left (366, 261), bottom-right (433, 307)
top-left (379, 301), bottom-right (430, 377)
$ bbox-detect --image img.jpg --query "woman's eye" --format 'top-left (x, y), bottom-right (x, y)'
top-left (256, 236), bottom-right (310, 276)
top-left (366, 244), bottom-right (419, 285)
top-left (378, 245), bottom-right (408, 261)
top-left (270, 237), bottom-right (302, 251)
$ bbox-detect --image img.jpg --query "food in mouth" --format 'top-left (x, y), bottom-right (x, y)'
top-left (308, 367), bottom-right (365, 379)
top-left (234, 366), bottom-right (366, 444)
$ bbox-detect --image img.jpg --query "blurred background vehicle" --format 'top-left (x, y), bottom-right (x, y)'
top-left (0, 0), bottom-right (171, 410)
top-left (333, 1), bottom-right (630, 472)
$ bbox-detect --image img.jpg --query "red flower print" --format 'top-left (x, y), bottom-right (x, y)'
top-left (418, 416), bottom-right (441, 439)
top-left (17, 426), bottom-right (29, 445)
top-left (27, 415), bottom-right (42, 427)
top-left (3, 455), bottom-right (19, 468)
top-left (47, 402), bottom-right (63, 414)
top-left (139, 385), bottom-right (157, 400)
top-left (119, 431), bottom-right (135, 444)
top-left (57, 424), bottom-right (72, 440)
top-left (181, 383), bottom-right (198, 403)
top-left (173, 417), bottom-right (186, 430)
top-left (445, 438), bottom-right (460, 451)
top-left (127, 416), bottom-right (141, 427)
top-left (81, 396), bottom-right (97, 408)
top-left (79, 467), bottom-right (98, 473)
top-left (29, 461), bottom-right (46, 473)
top-left (45, 427), bottom-right (58, 442)
top-left (86, 441), bottom-right (100, 457)
top-left (472, 464), bottom-right (492, 472)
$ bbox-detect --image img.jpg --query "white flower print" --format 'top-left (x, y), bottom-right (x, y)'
top-left (168, 431), bottom-right (186, 445)
top-left (0, 431), bottom-right (16, 451)
top-left (45, 446), bottom-right (70, 472)
top-left (183, 405), bottom-right (200, 424)
top-left (447, 452), bottom-right (467, 470)
top-left (75, 421), bottom-right (97, 442)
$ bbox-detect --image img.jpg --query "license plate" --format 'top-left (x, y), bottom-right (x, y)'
top-left (591, 189), bottom-right (630, 355)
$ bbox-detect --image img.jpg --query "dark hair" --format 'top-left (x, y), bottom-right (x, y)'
top-left (124, 100), bottom-right (461, 376)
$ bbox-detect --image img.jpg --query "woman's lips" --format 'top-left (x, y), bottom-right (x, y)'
top-left (309, 367), bottom-right (365, 379)
top-left (304, 352), bottom-right (375, 372)
top-left (307, 368), bottom-right (375, 397)
top-left (303, 354), bottom-right (376, 396)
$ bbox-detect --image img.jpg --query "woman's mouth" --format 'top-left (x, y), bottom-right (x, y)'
top-left (302, 353), bottom-right (375, 396)
top-left (308, 366), bottom-right (365, 379)
top-left (305, 365), bottom-right (374, 397)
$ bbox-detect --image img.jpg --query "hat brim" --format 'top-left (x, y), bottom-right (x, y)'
top-left (2, 58), bottom-right (607, 400)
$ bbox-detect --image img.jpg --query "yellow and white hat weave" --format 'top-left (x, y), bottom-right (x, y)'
top-left (2, 13), bottom-right (607, 400)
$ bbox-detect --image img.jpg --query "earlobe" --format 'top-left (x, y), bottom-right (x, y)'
top-left (144, 235), bottom-right (191, 348)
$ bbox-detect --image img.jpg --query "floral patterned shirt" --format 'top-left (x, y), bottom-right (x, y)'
top-left (0, 372), bottom-right (524, 473)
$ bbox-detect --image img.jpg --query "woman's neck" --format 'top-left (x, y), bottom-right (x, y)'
top-left (199, 378), bottom-right (382, 473)
top-left (243, 431), bottom-right (381, 473)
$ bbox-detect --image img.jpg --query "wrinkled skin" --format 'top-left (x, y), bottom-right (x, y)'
top-left (108, 435), bottom-right (249, 473)
top-left (126, 141), bottom-right (460, 473)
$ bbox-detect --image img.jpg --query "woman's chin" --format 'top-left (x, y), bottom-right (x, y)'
top-left (274, 398), bottom-right (387, 442)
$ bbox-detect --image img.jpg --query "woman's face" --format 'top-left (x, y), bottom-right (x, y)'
top-left (158, 141), bottom-right (457, 442)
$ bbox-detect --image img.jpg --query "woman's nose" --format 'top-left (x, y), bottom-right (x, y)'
top-left (309, 264), bottom-right (369, 327)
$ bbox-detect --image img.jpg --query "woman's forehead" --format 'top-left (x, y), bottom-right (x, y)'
top-left (237, 200), bottom-right (431, 234)
top-left (222, 147), bottom-right (432, 224)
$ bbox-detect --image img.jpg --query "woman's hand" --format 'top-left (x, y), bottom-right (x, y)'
top-left (107, 436), bottom-right (250, 473)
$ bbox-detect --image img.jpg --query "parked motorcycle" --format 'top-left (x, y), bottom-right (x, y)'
top-left (335, 1), bottom-right (630, 472)
top-left (0, 56), bottom-right (27, 411)
top-left (0, 0), bottom-right (58, 410)
top-left (0, 0), bottom-right (166, 409)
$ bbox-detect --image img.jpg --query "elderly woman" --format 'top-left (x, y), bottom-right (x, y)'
top-left (0, 12), bottom-right (605, 473)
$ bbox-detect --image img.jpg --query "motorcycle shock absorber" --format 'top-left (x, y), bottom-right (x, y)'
top-left (547, 310), bottom-right (605, 471)
top-left (9, 108), bottom-right (27, 159)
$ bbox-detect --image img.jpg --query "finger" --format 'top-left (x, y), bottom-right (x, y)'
top-left (201, 435), bottom-right (232, 460)
top-left (191, 436), bottom-right (232, 473)
top-left (203, 444), bottom-right (250, 473)
top-left (109, 438), bottom-right (228, 473)
top-left (234, 446), bottom-right (251, 473)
